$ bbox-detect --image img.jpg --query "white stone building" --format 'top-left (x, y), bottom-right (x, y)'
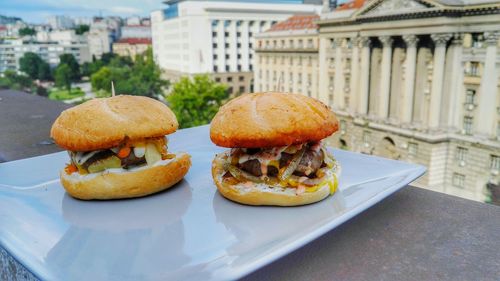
top-left (254, 15), bottom-right (320, 98)
top-left (0, 38), bottom-right (90, 72)
top-left (87, 28), bottom-right (112, 59)
top-left (255, 0), bottom-right (500, 203)
top-left (151, 0), bottom-right (321, 94)
top-left (47, 15), bottom-right (75, 30)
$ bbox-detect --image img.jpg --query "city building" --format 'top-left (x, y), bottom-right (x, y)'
top-left (0, 38), bottom-right (90, 72)
top-left (254, 14), bottom-right (320, 98)
top-left (120, 25), bottom-right (151, 39)
top-left (112, 38), bottom-right (152, 59)
top-left (87, 27), bottom-right (112, 59)
top-left (151, 0), bottom-right (321, 94)
top-left (255, 0), bottom-right (500, 203)
top-left (47, 15), bottom-right (75, 30)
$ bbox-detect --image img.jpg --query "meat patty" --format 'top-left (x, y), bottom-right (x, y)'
top-left (294, 149), bottom-right (323, 177)
top-left (240, 159), bottom-right (262, 177)
top-left (121, 152), bottom-right (146, 168)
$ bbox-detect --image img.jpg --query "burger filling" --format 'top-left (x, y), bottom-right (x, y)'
top-left (64, 137), bottom-right (174, 175)
top-left (222, 142), bottom-right (338, 193)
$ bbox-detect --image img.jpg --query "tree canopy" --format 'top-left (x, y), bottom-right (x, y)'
top-left (0, 70), bottom-right (34, 91)
top-left (90, 48), bottom-right (168, 98)
top-left (166, 75), bottom-right (228, 128)
top-left (59, 54), bottom-right (80, 81)
top-left (19, 52), bottom-right (51, 81)
top-left (18, 27), bottom-right (36, 36)
top-left (54, 64), bottom-right (72, 91)
top-left (74, 24), bottom-right (89, 35)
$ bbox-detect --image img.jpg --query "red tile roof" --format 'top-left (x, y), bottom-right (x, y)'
top-left (336, 0), bottom-right (366, 11)
top-left (116, 38), bottom-right (152, 45)
top-left (267, 14), bottom-right (319, 32)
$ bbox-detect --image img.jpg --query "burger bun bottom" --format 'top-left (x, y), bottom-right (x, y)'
top-left (211, 152), bottom-right (340, 206)
top-left (61, 152), bottom-right (191, 200)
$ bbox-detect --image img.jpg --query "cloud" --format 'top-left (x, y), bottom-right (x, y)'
top-left (108, 6), bottom-right (142, 14)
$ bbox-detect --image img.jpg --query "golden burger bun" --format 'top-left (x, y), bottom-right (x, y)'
top-left (211, 152), bottom-right (340, 206)
top-left (210, 92), bottom-right (338, 148)
top-left (61, 153), bottom-right (191, 200)
top-left (51, 95), bottom-right (178, 151)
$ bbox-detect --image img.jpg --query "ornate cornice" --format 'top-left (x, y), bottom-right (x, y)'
top-left (431, 33), bottom-right (452, 46)
top-left (379, 36), bottom-right (393, 47)
top-left (359, 37), bottom-right (371, 48)
top-left (402, 34), bottom-right (419, 47)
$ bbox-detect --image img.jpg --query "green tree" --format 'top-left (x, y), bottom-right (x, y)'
top-left (54, 64), bottom-right (72, 91)
top-left (19, 52), bottom-right (42, 80)
top-left (166, 75), bottom-right (228, 128)
top-left (0, 70), bottom-right (33, 91)
top-left (59, 54), bottom-right (80, 81)
top-left (90, 49), bottom-right (168, 98)
top-left (74, 24), bottom-right (89, 35)
top-left (37, 61), bottom-right (52, 81)
top-left (18, 27), bottom-right (36, 36)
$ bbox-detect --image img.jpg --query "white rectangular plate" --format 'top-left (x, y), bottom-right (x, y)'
top-left (0, 125), bottom-right (425, 281)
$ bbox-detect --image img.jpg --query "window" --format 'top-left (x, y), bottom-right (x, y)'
top-left (212, 32), bottom-right (217, 37)
top-left (249, 64), bottom-right (253, 71)
top-left (452, 173), bottom-right (465, 188)
top-left (213, 43), bottom-right (217, 48)
top-left (408, 142), bottom-right (418, 156)
top-left (236, 20), bottom-right (242, 27)
top-left (249, 43), bottom-right (253, 49)
top-left (237, 65), bottom-right (242, 71)
top-left (465, 89), bottom-right (475, 105)
top-left (363, 131), bottom-right (371, 145)
top-left (213, 65), bottom-right (218, 72)
top-left (227, 76), bottom-right (233, 82)
top-left (215, 77), bottom-right (221, 82)
top-left (224, 20), bottom-right (230, 27)
top-left (236, 32), bottom-right (241, 37)
top-left (298, 39), bottom-right (303, 48)
top-left (227, 87), bottom-right (233, 94)
top-left (298, 57), bottom-right (302, 66)
top-left (225, 43), bottom-right (229, 48)
top-left (237, 54), bottom-right (241, 59)
top-left (471, 33), bottom-right (483, 48)
top-left (239, 76), bottom-right (244, 82)
top-left (307, 39), bottom-right (313, 48)
top-left (224, 32), bottom-right (229, 37)
top-left (225, 54), bottom-right (230, 59)
top-left (211, 20), bottom-right (219, 27)
top-left (289, 72), bottom-right (293, 85)
top-left (249, 32), bottom-right (253, 37)
top-left (456, 147), bottom-right (467, 165)
top-left (213, 54), bottom-right (218, 60)
top-left (463, 117), bottom-right (473, 135)
top-left (281, 40), bottom-right (285, 48)
top-left (469, 62), bottom-right (480, 76)
top-left (237, 43), bottom-right (241, 48)
top-left (225, 65), bottom-right (230, 71)
top-left (491, 155), bottom-right (500, 171)
top-left (273, 71), bottom-right (277, 82)
top-left (239, 86), bottom-right (245, 93)
top-left (249, 54), bottom-right (253, 59)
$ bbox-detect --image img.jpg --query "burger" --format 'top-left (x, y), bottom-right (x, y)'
top-left (50, 95), bottom-right (191, 200)
top-left (210, 92), bottom-right (340, 206)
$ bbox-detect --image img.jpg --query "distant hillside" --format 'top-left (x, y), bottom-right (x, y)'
top-left (0, 15), bottom-right (23, 25)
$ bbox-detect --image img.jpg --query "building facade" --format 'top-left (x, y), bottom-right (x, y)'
top-left (254, 15), bottom-right (320, 98)
top-left (0, 39), bottom-right (90, 72)
top-left (151, 0), bottom-right (321, 94)
top-left (112, 38), bottom-right (152, 60)
top-left (255, 0), bottom-right (500, 203)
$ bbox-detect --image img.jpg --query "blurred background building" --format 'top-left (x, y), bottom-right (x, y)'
top-left (254, 0), bottom-right (500, 202)
top-left (151, 0), bottom-right (322, 95)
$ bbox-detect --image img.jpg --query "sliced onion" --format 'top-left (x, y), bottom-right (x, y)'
top-left (288, 174), bottom-right (324, 186)
top-left (226, 163), bottom-right (265, 183)
top-left (279, 146), bottom-right (306, 181)
top-left (321, 147), bottom-right (335, 168)
top-left (145, 142), bottom-right (161, 165)
top-left (134, 146), bottom-right (146, 158)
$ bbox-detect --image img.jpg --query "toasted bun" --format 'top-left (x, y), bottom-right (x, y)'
top-left (211, 151), bottom-right (339, 206)
top-left (60, 153), bottom-right (191, 200)
top-left (51, 95), bottom-right (178, 151)
top-left (210, 92), bottom-right (338, 148)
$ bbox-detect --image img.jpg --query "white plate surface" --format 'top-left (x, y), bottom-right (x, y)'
top-left (0, 125), bottom-right (425, 281)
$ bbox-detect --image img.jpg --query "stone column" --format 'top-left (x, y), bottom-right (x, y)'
top-left (477, 31), bottom-right (499, 136)
top-left (333, 38), bottom-right (345, 110)
top-left (378, 36), bottom-right (393, 119)
top-left (401, 34), bottom-right (419, 123)
top-left (358, 37), bottom-right (371, 115)
top-left (447, 34), bottom-right (464, 130)
top-left (429, 33), bottom-right (452, 129)
top-left (318, 37), bottom-right (329, 104)
top-left (349, 37), bottom-right (360, 114)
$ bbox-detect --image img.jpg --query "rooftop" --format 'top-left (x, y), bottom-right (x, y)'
top-left (115, 38), bottom-right (152, 45)
top-left (266, 14), bottom-right (319, 32)
top-left (336, 0), bottom-right (366, 11)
